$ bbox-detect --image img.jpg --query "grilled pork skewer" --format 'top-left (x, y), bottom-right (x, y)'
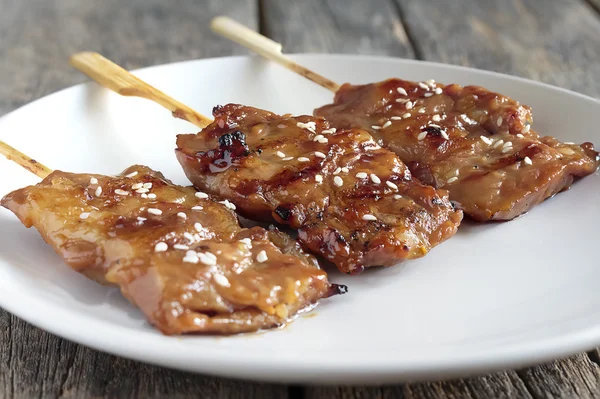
top-left (176, 104), bottom-right (462, 274)
top-left (71, 53), bottom-right (462, 273)
top-left (211, 17), bottom-right (600, 222)
top-left (0, 141), bottom-right (344, 335)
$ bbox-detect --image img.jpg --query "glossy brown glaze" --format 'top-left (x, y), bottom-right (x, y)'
top-left (315, 79), bottom-right (599, 221)
top-left (1, 165), bottom-right (344, 335)
top-left (176, 104), bottom-right (462, 274)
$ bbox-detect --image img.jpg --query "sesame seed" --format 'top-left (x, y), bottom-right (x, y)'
top-left (333, 167), bottom-right (342, 175)
top-left (516, 134), bottom-right (524, 138)
top-left (174, 244), bottom-right (189, 250)
top-left (282, 156), bottom-right (294, 161)
top-left (564, 142), bottom-right (575, 145)
top-left (79, 212), bottom-right (90, 220)
top-left (136, 188), bottom-right (149, 194)
top-left (297, 157), bottom-right (310, 162)
top-left (276, 151), bottom-right (286, 158)
top-left (396, 98), bottom-right (409, 103)
top-left (492, 139), bottom-right (505, 148)
top-left (183, 232), bottom-right (194, 242)
top-left (333, 176), bottom-right (344, 187)
top-left (424, 92), bottom-right (434, 97)
top-left (132, 183), bottom-right (143, 190)
top-left (313, 135), bottom-right (324, 142)
top-left (401, 112), bottom-right (411, 119)
top-left (440, 130), bottom-right (450, 140)
top-left (147, 193), bottom-right (157, 199)
top-left (426, 79), bottom-right (436, 86)
top-left (447, 177), bottom-right (458, 184)
top-left (417, 132), bottom-right (428, 140)
top-left (315, 174), bottom-right (323, 183)
top-left (191, 206), bottom-right (203, 211)
top-left (154, 242), bottom-right (168, 252)
top-left (143, 183), bottom-right (152, 189)
top-left (391, 116), bottom-right (402, 120)
top-left (256, 250), bottom-right (268, 263)
top-left (194, 222), bottom-right (203, 232)
top-left (501, 147), bottom-right (512, 154)
top-left (429, 124), bottom-right (441, 129)
top-left (317, 137), bottom-right (328, 144)
top-left (177, 212), bottom-right (187, 219)
top-left (115, 189), bottom-right (129, 196)
top-left (418, 108), bottom-right (426, 114)
top-left (183, 254), bottom-right (199, 264)
top-left (95, 186), bottom-right (102, 197)
top-left (382, 120), bottom-right (392, 129)
top-left (405, 101), bottom-right (414, 110)
top-left (435, 87), bottom-right (443, 94)
top-left (397, 87), bottom-right (408, 96)
top-left (314, 151), bottom-right (326, 159)
top-left (480, 136), bottom-right (493, 145)
top-left (198, 252), bottom-right (217, 266)
top-left (140, 194), bottom-right (147, 199)
top-left (394, 194), bottom-right (403, 199)
top-left (240, 238), bottom-right (252, 248)
top-left (524, 156), bottom-right (533, 165)
top-left (497, 116), bottom-right (503, 126)
top-left (296, 121), bottom-right (317, 132)
top-left (370, 174), bottom-right (381, 184)
top-left (362, 214), bottom-right (377, 221)
top-left (432, 114), bottom-right (441, 122)
top-left (214, 274), bottom-right (230, 287)
top-left (502, 141), bottom-right (513, 149)
top-left (522, 124), bottom-right (531, 133)
top-left (386, 181), bottom-right (398, 190)
top-left (341, 167), bottom-right (349, 173)
top-left (148, 208), bottom-right (162, 215)
top-left (125, 171), bottom-right (138, 178)
top-left (219, 200), bottom-right (236, 210)
top-left (418, 82), bottom-right (429, 90)
top-left (90, 177), bottom-right (98, 185)
top-left (137, 216), bottom-right (147, 222)
top-left (356, 172), bottom-right (368, 179)
top-left (195, 192), bottom-right (209, 199)
top-left (321, 128), bottom-right (336, 134)
top-left (371, 125), bottom-right (382, 130)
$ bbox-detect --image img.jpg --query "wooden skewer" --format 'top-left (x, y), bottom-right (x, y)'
top-left (211, 16), bottom-right (341, 93)
top-left (0, 140), bottom-right (52, 179)
top-left (70, 52), bottom-right (213, 129)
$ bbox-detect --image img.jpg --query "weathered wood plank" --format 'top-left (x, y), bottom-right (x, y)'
top-left (1, 314), bottom-right (288, 399)
top-left (261, 0), bottom-right (415, 57)
top-left (394, 0), bottom-right (600, 98)
top-left (0, 0), bottom-right (258, 116)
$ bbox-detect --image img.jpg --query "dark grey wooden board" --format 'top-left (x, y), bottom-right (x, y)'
top-left (2, 0), bottom-right (600, 398)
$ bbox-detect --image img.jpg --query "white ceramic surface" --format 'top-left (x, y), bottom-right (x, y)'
top-left (0, 55), bottom-right (599, 385)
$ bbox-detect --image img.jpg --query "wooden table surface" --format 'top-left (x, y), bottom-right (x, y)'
top-left (2, 0), bottom-right (600, 397)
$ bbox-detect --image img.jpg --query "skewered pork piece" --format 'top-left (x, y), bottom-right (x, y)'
top-left (176, 104), bottom-right (463, 274)
top-left (1, 162), bottom-right (344, 335)
top-left (210, 17), bottom-right (599, 222)
top-left (314, 79), bottom-right (599, 221)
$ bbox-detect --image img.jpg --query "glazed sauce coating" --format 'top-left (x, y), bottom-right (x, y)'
top-left (176, 104), bottom-right (462, 274)
top-left (315, 79), bottom-right (599, 221)
top-left (1, 165), bottom-right (343, 335)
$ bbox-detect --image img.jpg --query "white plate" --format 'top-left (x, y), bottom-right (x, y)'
top-left (1, 55), bottom-right (599, 385)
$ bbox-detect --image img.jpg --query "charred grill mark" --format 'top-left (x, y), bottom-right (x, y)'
top-left (274, 205), bottom-right (293, 222)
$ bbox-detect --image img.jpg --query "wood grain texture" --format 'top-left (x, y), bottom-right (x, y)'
top-left (0, 0), bottom-right (257, 116)
top-left (260, 0), bottom-right (415, 57)
top-left (394, 0), bottom-right (600, 98)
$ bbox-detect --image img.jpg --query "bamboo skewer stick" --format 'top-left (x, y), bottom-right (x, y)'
top-left (0, 141), bottom-right (52, 178)
top-left (70, 52), bottom-right (213, 129)
top-left (210, 16), bottom-right (341, 93)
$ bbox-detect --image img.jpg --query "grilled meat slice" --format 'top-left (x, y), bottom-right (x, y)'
top-left (176, 104), bottom-right (462, 274)
top-left (1, 165), bottom-right (343, 335)
top-left (314, 79), bottom-right (599, 221)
